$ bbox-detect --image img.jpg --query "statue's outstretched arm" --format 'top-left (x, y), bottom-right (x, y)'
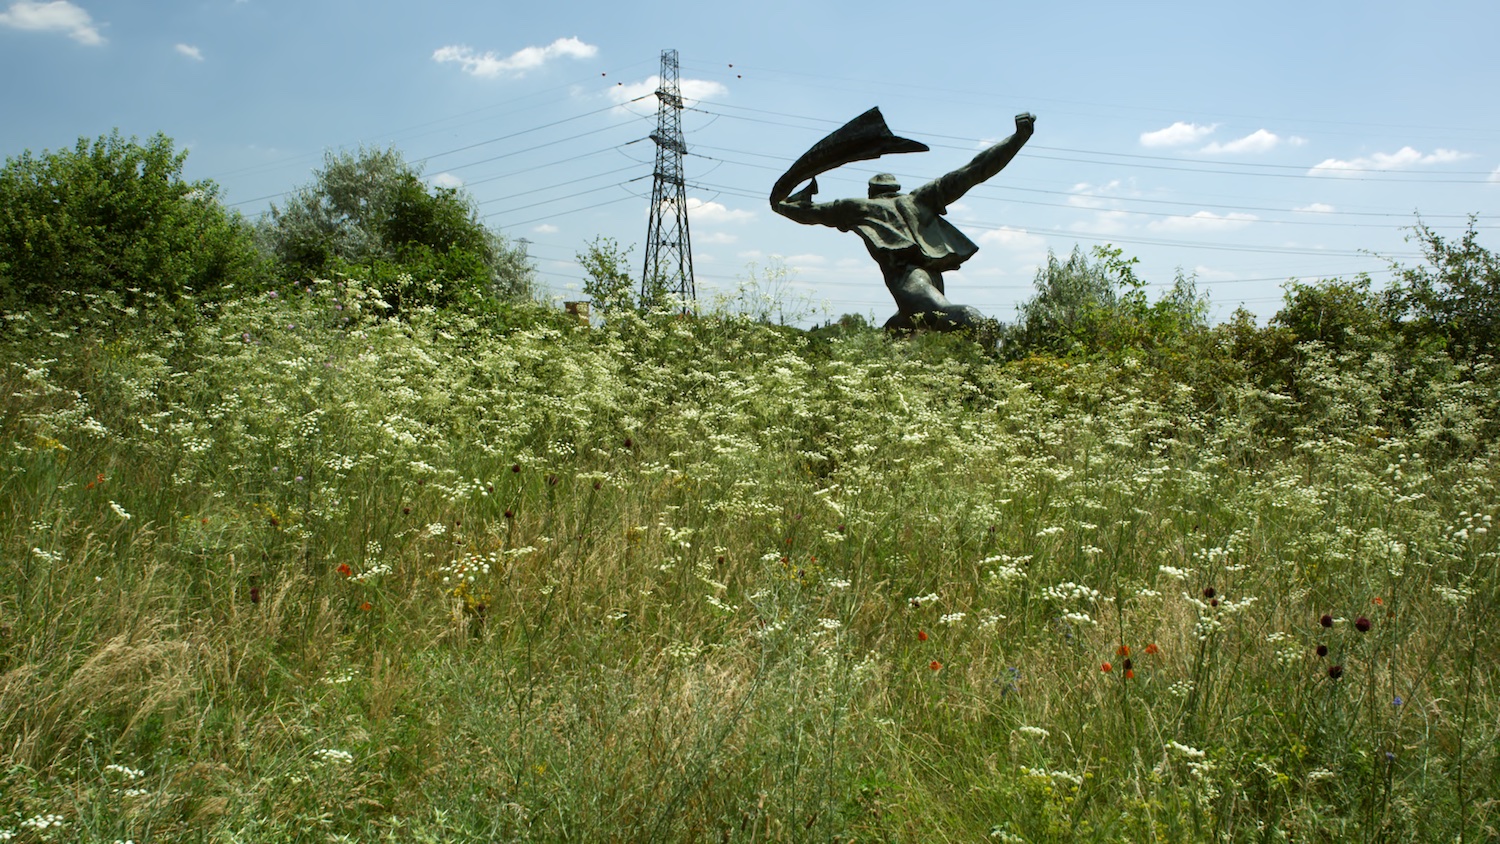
top-left (915, 113), bottom-right (1035, 210)
top-left (771, 178), bottom-right (859, 229)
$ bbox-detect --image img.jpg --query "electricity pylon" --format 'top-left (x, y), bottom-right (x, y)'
top-left (641, 48), bottom-right (695, 313)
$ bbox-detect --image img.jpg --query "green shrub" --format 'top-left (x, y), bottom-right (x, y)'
top-left (261, 146), bottom-right (532, 313)
top-left (0, 130), bottom-right (265, 308)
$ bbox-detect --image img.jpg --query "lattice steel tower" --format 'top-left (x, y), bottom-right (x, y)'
top-left (641, 49), bottom-right (695, 312)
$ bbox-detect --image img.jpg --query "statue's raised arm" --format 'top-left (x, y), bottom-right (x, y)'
top-left (911, 113), bottom-right (1035, 211)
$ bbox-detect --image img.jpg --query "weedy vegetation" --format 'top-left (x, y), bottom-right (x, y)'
top-left (1, 133), bottom-right (1497, 842)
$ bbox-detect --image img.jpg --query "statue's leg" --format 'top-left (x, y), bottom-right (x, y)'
top-left (885, 267), bottom-right (984, 332)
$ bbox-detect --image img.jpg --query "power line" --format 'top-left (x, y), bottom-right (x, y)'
top-left (482, 175), bottom-right (651, 219)
top-left (685, 146), bottom-right (1494, 230)
top-left (688, 104), bottom-right (1498, 183)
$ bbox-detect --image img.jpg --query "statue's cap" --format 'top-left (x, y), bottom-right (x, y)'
top-left (868, 173), bottom-right (901, 192)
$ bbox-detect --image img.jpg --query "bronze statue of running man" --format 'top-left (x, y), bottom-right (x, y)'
top-left (771, 108), bottom-right (1035, 332)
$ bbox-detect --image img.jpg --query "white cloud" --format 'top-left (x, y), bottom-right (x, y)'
top-left (531, 223), bottom-right (559, 235)
top-left (976, 226), bottom-right (1049, 265)
top-left (1070, 210), bottom-right (1132, 235)
top-left (429, 172), bottom-right (464, 189)
top-left (1489, 165), bottom-right (1500, 185)
top-left (1293, 202), bottom-right (1335, 213)
top-left (1310, 146), bottom-right (1471, 176)
top-left (1201, 129), bottom-right (1280, 155)
top-left (432, 37), bottom-right (596, 79)
top-left (698, 231), bottom-right (738, 245)
top-left (0, 0), bottom-right (103, 45)
top-left (1148, 211), bottom-right (1257, 232)
top-left (1067, 179), bottom-right (1131, 209)
top-left (608, 76), bottom-right (727, 111)
top-left (785, 253), bottom-right (827, 267)
top-left (1140, 121), bottom-right (1217, 148)
top-left (174, 43), bottom-right (203, 61)
top-left (686, 197), bottom-right (753, 224)
top-left (978, 225), bottom-right (1045, 249)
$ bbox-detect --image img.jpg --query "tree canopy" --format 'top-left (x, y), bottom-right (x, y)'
top-left (262, 147), bottom-right (532, 313)
top-left (0, 131), bottom-right (263, 308)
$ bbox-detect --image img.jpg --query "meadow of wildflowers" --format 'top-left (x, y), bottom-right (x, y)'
top-left (1, 283), bottom-right (1496, 841)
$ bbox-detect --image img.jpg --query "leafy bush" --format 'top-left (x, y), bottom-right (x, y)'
top-left (1383, 217), bottom-right (1499, 363)
top-left (577, 235), bottom-right (637, 316)
top-left (1004, 245), bottom-right (1211, 361)
top-left (261, 146), bottom-right (532, 314)
top-left (0, 130), bottom-right (264, 308)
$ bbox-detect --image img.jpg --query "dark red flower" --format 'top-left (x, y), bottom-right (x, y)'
top-left (1123, 658), bottom-right (1133, 671)
top-left (511, 463), bottom-right (521, 473)
top-left (249, 587), bottom-right (260, 604)
top-left (1355, 616), bottom-right (1372, 633)
top-left (1316, 644), bottom-right (1328, 657)
top-left (1202, 587), bottom-right (1216, 599)
top-left (1328, 664), bottom-right (1344, 680)
top-left (1320, 614), bottom-right (1334, 628)
top-left (504, 509), bottom-right (514, 520)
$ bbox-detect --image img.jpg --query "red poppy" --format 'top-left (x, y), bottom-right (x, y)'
top-left (918, 630), bottom-right (929, 642)
top-left (1116, 645), bottom-right (1130, 657)
top-left (1101, 662), bottom-right (1113, 673)
top-left (930, 660), bottom-right (942, 672)
top-left (1124, 669), bottom-right (1135, 679)
top-left (1144, 643), bottom-right (1160, 656)
top-left (359, 602), bottom-right (372, 611)
top-left (337, 563), bottom-right (352, 577)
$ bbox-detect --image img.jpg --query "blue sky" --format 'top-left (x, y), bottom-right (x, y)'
top-left (4, 0), bottom-right (1498, 324)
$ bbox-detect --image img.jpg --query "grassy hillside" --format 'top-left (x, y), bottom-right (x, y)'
top-left (2, 284), bottom-right (1496, 842)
